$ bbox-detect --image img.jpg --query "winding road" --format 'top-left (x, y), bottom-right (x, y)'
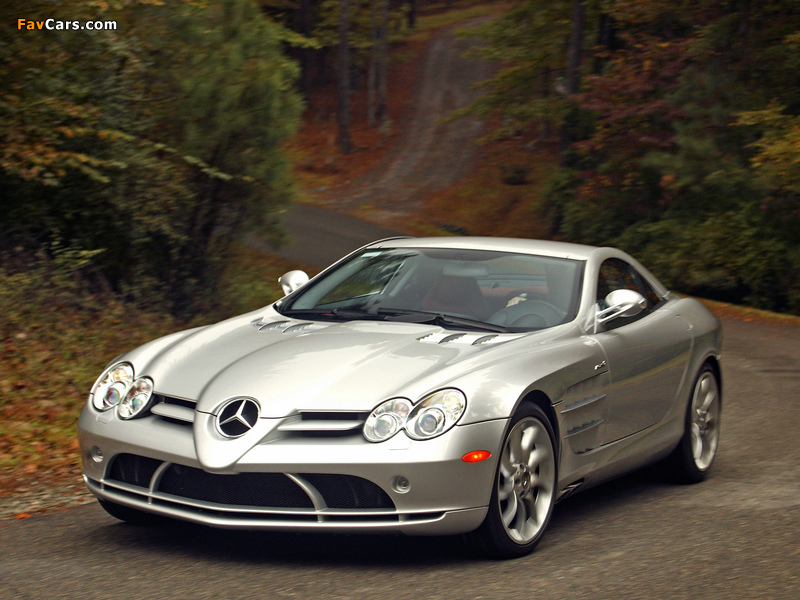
top-left (273, 21), bottom-right (491, 268)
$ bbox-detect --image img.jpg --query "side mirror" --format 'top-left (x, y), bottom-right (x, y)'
top-left (597, 289), bottom-right (647, 325)
top-left (278, 270), bottom-right (309, 296)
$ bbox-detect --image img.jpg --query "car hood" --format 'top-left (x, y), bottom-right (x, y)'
top-left (132, 307), bottom-right (530, 417)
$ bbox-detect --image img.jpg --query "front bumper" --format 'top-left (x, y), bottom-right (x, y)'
top-left (78, 406), bottom-right (506, 535)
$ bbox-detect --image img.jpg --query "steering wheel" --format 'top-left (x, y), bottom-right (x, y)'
top-left (490, 299), bottom-right (566, 329)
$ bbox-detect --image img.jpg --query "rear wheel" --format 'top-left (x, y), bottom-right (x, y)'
top-left (470, 403), bottom-right (557, 559)
top-left (668, 364), bottom-right (721, 483)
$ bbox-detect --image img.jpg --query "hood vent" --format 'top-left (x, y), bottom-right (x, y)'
top-left (250, 319), bottom-right (327, 335)
top-left (282, 323), bottom-right (315, 334)
top-left (418, 332), bottom-right (523, 346)
top-left (251, 319), bottom-right (291, 331)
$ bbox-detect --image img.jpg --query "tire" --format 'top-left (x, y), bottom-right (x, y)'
top-left (667, 363), bottom-right (721, 483)
top-left (98, 499), bottom-right (169, 526)
top-left (469, 403), bottom-right (557, 559)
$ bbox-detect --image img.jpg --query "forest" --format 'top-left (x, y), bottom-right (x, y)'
top-left (3, 0), bottom-right (799, 317)
top-left (459, 0), bottom-right (800, 314)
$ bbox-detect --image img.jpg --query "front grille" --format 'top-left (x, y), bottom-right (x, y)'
top-left (274, 411), bottom-right (368, 438)
top-left (159, 465), bottom-right (314, 508)
top-left (150, 394), bottom-right (197, 424)
top-left (302, 474), bottom-right (394, 509)
top-left (109, 454), bottom-right (161, 488)
top-left (155, 395), bottom-right (196, 410)
top-left (104, 454), bottom-right (395, 512)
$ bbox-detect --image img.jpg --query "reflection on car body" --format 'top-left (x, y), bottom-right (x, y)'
top-left (78, 237), bottom-right (722, 558)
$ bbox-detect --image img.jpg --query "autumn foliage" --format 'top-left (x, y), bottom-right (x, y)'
top-left (461, 0), bottom-right (800, 312)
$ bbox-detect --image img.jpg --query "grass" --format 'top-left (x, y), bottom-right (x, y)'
top-left (0, 274), bottom-right (179, 497)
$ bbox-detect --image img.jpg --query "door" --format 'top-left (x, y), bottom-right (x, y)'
top-left (591, 259), bottom-right (692, 444)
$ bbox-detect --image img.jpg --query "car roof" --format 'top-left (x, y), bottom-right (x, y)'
top-left (368, 236), bottom-right (598, 260)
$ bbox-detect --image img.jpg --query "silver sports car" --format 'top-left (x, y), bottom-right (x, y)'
top-left (78, 237), bottom-right (722, 558)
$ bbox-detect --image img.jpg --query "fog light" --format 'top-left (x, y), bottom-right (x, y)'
top-left (90, 446), bottom-right (104, 463)
top-left (392, 476), bottom-right (411, 494)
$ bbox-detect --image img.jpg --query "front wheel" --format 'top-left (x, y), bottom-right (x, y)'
top-left (667, 364), bottom-right (721, 483)
top-left (469, 404), bottom-right (557, 559)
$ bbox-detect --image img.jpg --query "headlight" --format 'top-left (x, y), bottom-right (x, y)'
top-left (118, 377), bottom-right (154, 420)
top-left (363, 398), bottom-right (412, 442)
top-left (89, 362), bottom-right (155, 419)
top-left (406, 389), bottom-right (466, 440)
top-left (363, 389), bottom-right (466, 443)
top-left (90, 362), bottom-right (134, 411)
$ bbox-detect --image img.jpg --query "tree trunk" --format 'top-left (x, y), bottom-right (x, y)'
top-left (565, 0), bottom-right (584, 96)
top-left (300, 0), bottom-right (312, 99)
top-left (738, 0), bottom-right (750, 37)
top-left (594, 12), bottom-right (615, 74)
top-left (560, 0), bottom-right (584, 165)
top-left (337, 0), bottom-right (352, 154)
top-left (408, 0), bottom-right (418, 29)
top-left (541, 66), bottom-right (550, 141)
top-left (368, 0), bottom-right (377, 127)
top-left (377, 0), bottom-right (389, 127)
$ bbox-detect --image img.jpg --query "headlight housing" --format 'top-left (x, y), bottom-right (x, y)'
top-left (89, 361), bottom-right (154, 419)
top-left (118, 376), bottom-right (155, 420)
top-left (90, 362), bottom-right (134, 411)
top-left (364, 389), bottom-right (466, 442)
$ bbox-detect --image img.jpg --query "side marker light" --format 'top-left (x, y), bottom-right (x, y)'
top-left (462, 450), bottom-right (491, 463)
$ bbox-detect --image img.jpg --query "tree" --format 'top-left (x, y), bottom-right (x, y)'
top-left (368, 0), bottom-right (379, 127)
top-left (568, 0), bottom-right (800, 311)
top-left (457, 0), bottom-right (800, 312)
top-left (450, 0), bottom-right (576, 141)
top-left (408, 0), bottom-right (418, 29)
top-left (377, 0), bottom-right (390, 127)
top-left (560, 0), bottom-right (586, 163)
top-left (0, 0), bottom-right (303, 315)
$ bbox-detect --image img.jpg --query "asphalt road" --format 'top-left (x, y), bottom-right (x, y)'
top-left (1, 315), bottom-right (798, 600)
top-left (262, 203), bottom-right (406, 268)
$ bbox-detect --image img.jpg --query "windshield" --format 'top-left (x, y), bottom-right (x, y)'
top-left (278, 247), bottom-right (583, 332)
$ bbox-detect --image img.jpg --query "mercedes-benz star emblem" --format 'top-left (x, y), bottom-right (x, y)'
top-left (216, 397), bottom-right (260, 438)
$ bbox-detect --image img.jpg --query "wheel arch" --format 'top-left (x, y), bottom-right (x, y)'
top-left (516, 389), bottom-right (560, 460)
top-left (704, 354), bottom-right (722, 400)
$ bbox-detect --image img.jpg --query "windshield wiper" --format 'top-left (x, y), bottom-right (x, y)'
top-left (278, 308), bottom-right (386, 322)
top-left (376, 309), bottom-right (508, 333)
